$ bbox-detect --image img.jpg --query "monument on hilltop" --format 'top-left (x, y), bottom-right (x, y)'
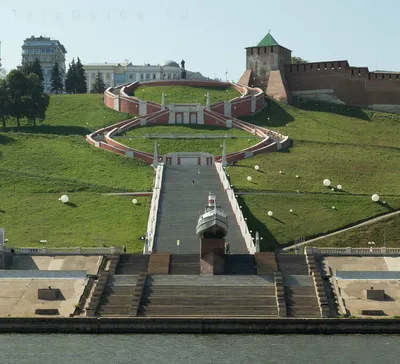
top-left (180, 59), bottom-right (187, 79)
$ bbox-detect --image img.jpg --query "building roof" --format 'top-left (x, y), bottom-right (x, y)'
top-left (162, 60), bottom-right (180, 68)
top-left (257, 32), bottom-right (279, 47)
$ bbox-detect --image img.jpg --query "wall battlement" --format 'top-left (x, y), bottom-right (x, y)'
top-left (239, 32), bottom-right (400, 113)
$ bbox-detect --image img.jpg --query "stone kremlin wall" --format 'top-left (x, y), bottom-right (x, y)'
top-left (240, 33), bottom-right (400, 113)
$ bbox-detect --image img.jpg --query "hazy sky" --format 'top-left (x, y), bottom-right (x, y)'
top-left (1, 0), bottom-right (399, 80)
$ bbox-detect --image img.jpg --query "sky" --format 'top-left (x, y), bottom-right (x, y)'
top-left (1, 0), bottom-right (399, 80)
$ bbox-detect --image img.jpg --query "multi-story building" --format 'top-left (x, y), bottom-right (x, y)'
top-left (83, 60), bottom-right (206, 93)
top-left (21, 36), bottom-right (67, 93)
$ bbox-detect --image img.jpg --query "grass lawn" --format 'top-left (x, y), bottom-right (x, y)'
top-left (0, 95), bottom-right (153, 251)
top-left (1, 94), bottom-right (132, 134)
top-left (232, 98), bottom-right (400, 249)
top-left (116, 124), bottom-right (260, 155)
top-left (242, 98), bottom-right (400, 148)
top-left (0, 192), bottom-right (150, 252)
top-left (133, 85), bottom-right (240, 105)
top-left (239, 194), bottom-right (400, 250)
top-left (315, 214), bottom-right (400, 248)
top-left (228, 141), bottom-right (400, 195)
top-left (0, 133), bottom-right (153, 193)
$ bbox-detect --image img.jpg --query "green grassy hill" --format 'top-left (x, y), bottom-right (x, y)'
top-left (1, 93), bottom-right (399, 252)
top-left (232, 99), bottom-right (400, 250)
top-left (133, 85), bottom-right (240, 105)
top-left (0, 95), bottom-right (153, 252)
top-left (116, 125), bottom-right (260, 155)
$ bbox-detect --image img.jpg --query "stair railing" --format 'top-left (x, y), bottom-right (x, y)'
top-left (215, 162), bottom-right (257, 254)
top-left (144, 163), bottom-right (164, 254)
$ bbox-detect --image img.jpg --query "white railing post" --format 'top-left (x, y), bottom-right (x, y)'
top-left (215, 162), bottom-right (256, 254)
top-left (144, 163), bottom-right (164, 254)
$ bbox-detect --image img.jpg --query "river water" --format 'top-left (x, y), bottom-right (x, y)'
top-left (1, 334), bottom-right (399, 363)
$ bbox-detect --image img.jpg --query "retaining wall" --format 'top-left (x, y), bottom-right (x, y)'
top-left (1, 317), bottom-right (400, 334)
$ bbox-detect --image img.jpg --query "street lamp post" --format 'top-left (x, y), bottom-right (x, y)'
top-left (368, 241), bottom-right (375, 253)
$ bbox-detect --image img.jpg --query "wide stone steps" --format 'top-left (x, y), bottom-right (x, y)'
top-left (98, 305), bottom-right (132, 315)
top-left (141, 306), bottom-right (279, 316)
top-left (255, 252), bottom-right (278, 274)
top-left (223, 255), bottom-right (257, 275)
top-left (103, 286), bottom-right (136, 294)
top-left (100, 295), bottom-right (134, 305)
top-left (107, 275), bottom-right (138, 286)
top-left (154, 165), bottom-right (247, 254)
top-left (115, 255), bottom-right (149, 275)
top-left (143, 297), bottom-right (278, 305)
top-left (276, 254), bottom-right (310, 275)
top-left (143, 288), bottom-right (277, 297)
top-left (146, 274), bottom-right (275, 286)
top-left (169, 254), bottom-right (200, 275)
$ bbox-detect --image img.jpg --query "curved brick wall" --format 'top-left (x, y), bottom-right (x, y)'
top-left (92, 81), bottom-right (288, 165)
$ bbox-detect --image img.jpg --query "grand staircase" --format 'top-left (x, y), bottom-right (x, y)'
top-left (138, 275), bottom-right (278, 317)
top-left (276, 254), bottom-right (321, 318)
top-left (97, 255), bottom-right (149, 316)
top-left (153, 165), bottom-right (247, 254)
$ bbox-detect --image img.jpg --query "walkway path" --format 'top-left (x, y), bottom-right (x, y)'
top-left (283, 210), bottom-right (400, 252)
top-left (153, 165), bottom-right (248, 254)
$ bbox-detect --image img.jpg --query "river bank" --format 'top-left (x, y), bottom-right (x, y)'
top-left (2, 317), bottom-right (400, 334)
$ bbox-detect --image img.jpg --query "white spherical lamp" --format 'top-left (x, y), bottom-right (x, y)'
top-left (247, 176), bottom-right (252, 182)
top-left (267, 211), bottom-right (273, 217)
top-left (254, 165), bottom-right (260, 171)
top-left (371, 194), bottom-right (380, 202)
top-left (332, 206), bottom-right (335, 209)
top-left (289, 209), bottom-right (293, 213)
top-left (296, 175), bottom-right (299, 178)
top-left (279, 170), bottom-right (282, 174)
top-left (323, 179), bottom-right (331, 187)
top-left (59, 195), bottom-right (69, 203)
top-left (337, 184), bottom-right (342, 190)
top-left (132, 198), bottom-right (138, 205)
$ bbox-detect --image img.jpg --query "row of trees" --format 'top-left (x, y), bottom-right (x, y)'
top-left (11, 57), bottom-right (106, 95)
top-left (0, 70), bottom-right (49, 128)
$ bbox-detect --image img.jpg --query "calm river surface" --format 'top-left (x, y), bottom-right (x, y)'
top-left (1, 334), bottom-right (399, 363)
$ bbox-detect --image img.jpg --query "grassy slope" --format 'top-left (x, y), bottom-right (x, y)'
top-left (117, 125), bottom-right (260, 155)
top-left (316, 214), bottom-right (400, 247)
top-left (240, 194), bottom-right (400, 250)
top-left (233, 99), bottom-right (400, 249)
top-left (3, 94), bottom-right (132, 133)
top-left (134, 85), bottom-right (240, 105)
top-left (0, 95), bottom-right (153, 251)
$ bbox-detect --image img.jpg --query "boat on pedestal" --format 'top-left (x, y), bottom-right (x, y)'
top-left (196, 192), bottom-right (228, 239)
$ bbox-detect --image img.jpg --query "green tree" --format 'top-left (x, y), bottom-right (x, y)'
top-left (50, 61), bottom-right (63, 94)
top-left (75, 57), bottom-right (87, 94)
top-left (22, 57), bottom-right (44, 83)
top-left (0, 78), bottom-right (9, 128)
top-left (0, 67), bottom-right (6, 79)
top-left (24, 73), bottom-right (49, 127)
top-left (91, 72), bottom-right (106, 93)
top-left (65, 58), bottom-right (77, 94)
top-left (291, 56), bottom-right (308, 64)
top-left (6, 70), bottom-right (27, 127)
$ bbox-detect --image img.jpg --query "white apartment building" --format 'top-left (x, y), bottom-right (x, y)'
top-left (21, 36), bottom-right (67, 93)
